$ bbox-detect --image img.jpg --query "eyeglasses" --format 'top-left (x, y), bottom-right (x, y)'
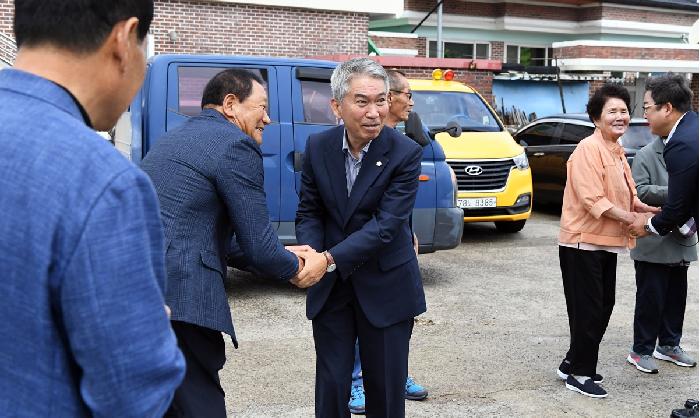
top-left (642, 103), bottom-right (660, 114)
top-left (390, 90), bottom-right (412, 100)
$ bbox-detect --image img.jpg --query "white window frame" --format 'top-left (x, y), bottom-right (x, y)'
top-left (504, 44), bottom-right (554, 66)
top-left (426, 40), bottom-right (491, 60)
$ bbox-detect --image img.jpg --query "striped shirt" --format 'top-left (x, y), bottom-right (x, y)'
top-left (342, 130), bottom-right (372, 196)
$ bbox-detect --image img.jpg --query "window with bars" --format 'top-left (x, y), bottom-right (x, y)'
top-left (428, 41), bottom-right (490, 59)
top-left (505, 45), bottom-right (554, 66)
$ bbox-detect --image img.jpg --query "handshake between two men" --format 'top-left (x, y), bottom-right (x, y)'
top-left (285, 245), bottom-right (330, 288)
top-left (284, 233), bottom-right (420, 288)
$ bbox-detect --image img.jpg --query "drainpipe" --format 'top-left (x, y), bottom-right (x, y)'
top-left (436, 0), bottom-right (443, 58)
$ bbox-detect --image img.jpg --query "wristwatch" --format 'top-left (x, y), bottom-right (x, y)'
top-left (644, 222), bottom-right (653, 234)
top-left (323, 251), bottom-right (336, 273)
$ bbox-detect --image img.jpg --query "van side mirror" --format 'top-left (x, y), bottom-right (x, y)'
top-left (445, 121), bottom-right (462, 138)
top-left (404, 111), bottom-right (430, 146)
top-left (430, 120), bottom-right (462, 138)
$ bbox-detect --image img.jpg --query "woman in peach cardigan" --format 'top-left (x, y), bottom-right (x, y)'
top-left (556, 83), bottom-right (658, 399)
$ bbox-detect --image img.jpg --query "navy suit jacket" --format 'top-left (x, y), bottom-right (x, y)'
top-left (0, 69), bottom-right (184, 416)
top-left (141, 109), bottom-right (298, 344)
top-left (651, 111), bottom-right (699, 236)
top-left (295, 125), bottom-right (427, 328)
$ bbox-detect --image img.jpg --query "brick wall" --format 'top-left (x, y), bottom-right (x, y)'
top-left (0, 0), bottom-right (369, 58)
top-left (491, 41), bottom-right (504, 62)
top-left (0, 0), bottom-right (13, 64)
top-left (404, 0), bottom-right (696, 25)
top-left (152, 0), bottom-right (368, 56)
top-left (397, 66), bottom-right (494, 104)
top-left (502, 2), bottom-right (578, 21)
top-left (0, 0), bottom-right (10, 34)
top-left (601, 5), bottom-right (697, 26)
top-left (416, 37), bottom-right (426, 57)
top-left (555, 45), bottom-right (698, 61)
top-left (579, 5), bottom-right (602, 21)
top-left (405, 0), bottom-right (499, 18)
top-left (0, 31), bottom-right (15, 65)
top-left (588, 79), bottom-right (607, 100)
top-left (370, 34), bottom-right (419, 51)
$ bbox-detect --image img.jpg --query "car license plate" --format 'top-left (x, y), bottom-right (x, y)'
top-left (457, 197), bottom-right (496, 209)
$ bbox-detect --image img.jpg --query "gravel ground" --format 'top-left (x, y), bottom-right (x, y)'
top-left (220, 210), bottom-right (698, 417)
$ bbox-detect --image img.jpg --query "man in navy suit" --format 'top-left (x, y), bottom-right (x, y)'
top-left (629, 74), bottom-right (698, 367)
top-left (630, 74), bottom-right (698, 238)
top-left (295, 58), bottom-right (426, 418)
top-left (141, 69), bottom-right (325, 417)
top-left (0, 1), bottom-right (185, 416)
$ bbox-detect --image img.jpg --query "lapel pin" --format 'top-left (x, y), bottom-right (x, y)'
top-left (376, 161), bottom-right (382, 167)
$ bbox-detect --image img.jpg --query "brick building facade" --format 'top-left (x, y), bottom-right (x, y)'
top-left (371, 0), bottom-right (698, 115)
top-left (0, 0), bottom-right (696, 109)
top-left (151, 0), bottom-right (368, 57)
top-left (556, 45), bottom-right (698, 61)
top-left (403, 0), bottom-right (697, 27)
top-left (0, 0), bottom-right (371, 61)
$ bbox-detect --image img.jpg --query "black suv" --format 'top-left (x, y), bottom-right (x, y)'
top-left (513, 113), bottom-right (656, 206)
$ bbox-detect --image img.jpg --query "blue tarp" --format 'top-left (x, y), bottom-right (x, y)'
top-left (492, 80), bottom-right (589, 120)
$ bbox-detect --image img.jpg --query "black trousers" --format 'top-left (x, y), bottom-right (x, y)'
top-left (313, 278), bottom-right (413, 418)
top-left (633, 260), bottom-right (688, 355)
top-left (560, 246), bottom-right (617, 377)
top-left (165, 321), bottom-right (227, 418)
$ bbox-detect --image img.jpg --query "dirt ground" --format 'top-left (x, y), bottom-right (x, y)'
top-left (220, 210), bottom-right (699, 417)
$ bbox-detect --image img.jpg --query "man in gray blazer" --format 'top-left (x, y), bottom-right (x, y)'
top-left (627, 134), bottom-right (697, 374)
top-left (141, 69), bottom-right (325, 417)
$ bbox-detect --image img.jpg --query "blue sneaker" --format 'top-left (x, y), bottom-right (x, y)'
top-left (405, 376), bottom-right (428, 400)
top-left (348, 385), bottom-right (365, 415)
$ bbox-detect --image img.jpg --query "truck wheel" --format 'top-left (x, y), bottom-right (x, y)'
top-left (495, 220), bottom-right (526, 233)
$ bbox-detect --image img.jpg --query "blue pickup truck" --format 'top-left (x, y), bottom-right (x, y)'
top-left (113, 54), bottom-right (463, 254)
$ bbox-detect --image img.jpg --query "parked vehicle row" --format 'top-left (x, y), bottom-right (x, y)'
top-left (114, 55), bottom-right (464, 255)
top-left (118, 57), bottom-right (655, 239)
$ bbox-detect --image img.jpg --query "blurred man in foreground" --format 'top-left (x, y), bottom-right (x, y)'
top-left (0, 1), bottom-right (185, 416)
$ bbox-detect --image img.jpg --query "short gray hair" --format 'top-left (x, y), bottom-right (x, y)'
top-left (386, 69), bottom-right (408, 90)
top-left (330, 58), bottom-right (389, 102)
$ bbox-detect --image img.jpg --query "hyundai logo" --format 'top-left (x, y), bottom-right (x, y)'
top-left (464, 165), bottom-right (483, 176)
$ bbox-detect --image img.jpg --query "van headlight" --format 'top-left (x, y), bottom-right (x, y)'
top-left (449, 166), bottom-right (458, 206)
top-left (513, 152), bottom-right (529, 170)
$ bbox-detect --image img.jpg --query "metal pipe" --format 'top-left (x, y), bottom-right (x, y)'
top-left (437, 0), bottom-right (443, 58)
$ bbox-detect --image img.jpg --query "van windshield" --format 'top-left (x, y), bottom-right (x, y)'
top-left (412, 91), bottom-right (502, 132)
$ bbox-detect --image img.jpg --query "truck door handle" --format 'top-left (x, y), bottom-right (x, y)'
top-left (294, 152), bottom-right (305, 172)
top-left (533, 152), bottom-right (545, 156)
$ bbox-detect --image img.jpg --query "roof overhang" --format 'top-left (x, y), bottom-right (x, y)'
top-left (556, 58), bottom-right (698, 73)
top-left (393, 11), bottom-right (693, 39)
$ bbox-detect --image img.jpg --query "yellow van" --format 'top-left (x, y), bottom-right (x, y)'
top-left (409, 70), bottom-right (532, 232)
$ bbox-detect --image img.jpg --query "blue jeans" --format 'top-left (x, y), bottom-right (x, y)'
top-left (352, 339), bottom-right (363, 388)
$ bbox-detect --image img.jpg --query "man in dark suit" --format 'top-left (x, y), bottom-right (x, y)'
top-left (629, 73), bottom-right (698, 368)
top-left (141, 69), bottom-right (325, 417)
top-left (630, 74), bottom-right (698, 239)
top-left (295, 58), bottom-right (426, 418)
